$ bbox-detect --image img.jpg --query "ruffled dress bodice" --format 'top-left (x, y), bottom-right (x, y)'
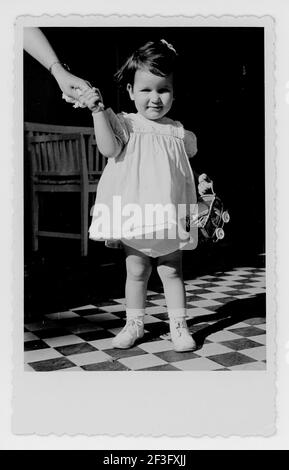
top-left (89, 110), bottom-right (198, 257)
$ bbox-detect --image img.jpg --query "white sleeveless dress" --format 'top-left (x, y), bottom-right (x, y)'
top-left (89, 109), bottom-right (199, 257)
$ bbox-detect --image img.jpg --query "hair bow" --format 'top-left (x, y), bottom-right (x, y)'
top-left (160, 39), bottom-right (177, 54)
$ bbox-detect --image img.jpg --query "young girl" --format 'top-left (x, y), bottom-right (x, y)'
top-left (80, 39), bottom-right (211, 352)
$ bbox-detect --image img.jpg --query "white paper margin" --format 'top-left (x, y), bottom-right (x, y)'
top-left (12, 14), bottom-right (276, 437)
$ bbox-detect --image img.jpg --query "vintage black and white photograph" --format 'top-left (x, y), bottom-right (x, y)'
top-left (22, 21), bottom-right (270, 373)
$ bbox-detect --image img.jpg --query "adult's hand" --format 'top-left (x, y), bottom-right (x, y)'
top-left (51, 62), bottom-right (91, 100)
top-left (24, 27), bottom-right (91, 100)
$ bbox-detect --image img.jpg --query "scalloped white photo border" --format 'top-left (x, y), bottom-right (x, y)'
top-left (12, 14), bottom-right (275, 436)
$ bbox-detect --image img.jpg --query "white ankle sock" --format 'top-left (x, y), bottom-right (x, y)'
top-left (168, 308), bottom-right (187, 319)
top-left (126, 308), bottom-right (145, 320)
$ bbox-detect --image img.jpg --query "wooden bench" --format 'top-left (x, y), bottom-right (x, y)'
top-left (24, 122), bottom-right (106, 256)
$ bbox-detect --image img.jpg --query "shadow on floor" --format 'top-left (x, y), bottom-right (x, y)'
top-left (24, 239), bottom-right (265, 320)
top-left (189, 293), bottom-right (266, 348)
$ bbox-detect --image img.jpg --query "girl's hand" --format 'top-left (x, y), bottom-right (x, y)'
top-left (198, 173), bottom-right (213, 196)
top-left (78, 87), bottom-right (104, 112)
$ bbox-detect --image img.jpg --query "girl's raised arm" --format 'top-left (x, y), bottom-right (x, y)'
top-left (80, 88), bottom-right (123, 159)
top-left (92, 111), bottom-right (123, 158)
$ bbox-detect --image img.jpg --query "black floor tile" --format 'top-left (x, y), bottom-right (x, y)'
top-left (24, 340), bottom-right (50, 351)
top-left (186, 288), bottom-right (213, 295)
top-left (55, 342), bottom-right (97, 356)
top-left (32, 327), bottom-right (70, 339)
top-left (57, 317), bottom-right (93, 328)
top-left (152, 313), bottom-right (169, 321)
top-left (28, 357), bottom-right (75, 371)
top-left (97, 319), bottom-right (124, 329)
top-left (103, 347), bottom-right (147, 359)
top-left (207, 352), bottom-right (255, 367)
top-left (138, 364), bottom-right (180, 371)
top-left (145, 301), bottom-right (158, 307)
top-left (110, 311), bottom-right (127, 318)
top-left (81, 361), bottom-right (129, 371)
top-left (97, 300), bottom-right (119, 307)
top-left (155, 350), bottom-right (199, 363)
top-left (147, 294), bottom-right (165, 300)
top-left (220, 338), bottom-right (263, 351)
top-left (71, 307), bottom-right (107, 316)
top-left (78, 330), bottom-right (114, 341)
top-left (142, 322), bottom-right (169, 336)
top-left (243, 317), bottom-right (266, 325)
top-left (228, 326), bottom-right (265, 337)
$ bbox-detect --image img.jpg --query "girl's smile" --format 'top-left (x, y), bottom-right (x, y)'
top-left (127, 69), bottom-right (174, 120)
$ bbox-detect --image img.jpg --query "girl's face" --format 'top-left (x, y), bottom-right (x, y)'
top-left (127, 69), bottom-right (174, 120)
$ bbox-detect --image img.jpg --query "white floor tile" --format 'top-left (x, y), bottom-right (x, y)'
top-left (25, 348), bottom-right (62, 363)
top-left (229, 362), bottom-right (266, 371)
top-left (226, 270), bottom-right (252, 275)
top-left (218, 275), bottom-right (245, 281)
top-left (138, 340), bottom-right (174, 353)
top-left (85, 313), bottom-right (120, 323)
top-left (88, 338), bottom-right (115, 350)
top-left (203, 286), bottom-right (236, 293)
top-left (186, 279), bottom-right (209, 285)
top-left (108, 327), bottom-right (123, 335)
top-left (197, 292), bottom-right (230, 300)
top-left (24, 320), bottom-right (59, 331)
top-left (241, 288), bottom-right (266, 295)
top-left (196, 343), bottom-right (232, 357)
top-left (149, 298), bottom-right (167, 306)
top-left (71, 304), bottom-right (98, 311)
top-left (188, 299), bottom-right (221, 308)
top-left (44, 335), bottom-right (85, 348)
top-left (143, 315), bottom-right (162, 324)
top-left (228, 322), bottom-right (253, 329)
top-left (172, 357), bottom-right (223, 371)
top-left (45, 311), bottom-right (79, 320)
top-left (186, 307), bottom-right (215, 318)
top-left (119, 354), bottom-right (167, 370)
top-left (255, 323), bottom-right (266, 331)
top-left (212, 281), bottom-right (243, 286)
top-left (68, 350), bottom-right (112, 366)
top-left (250, 334), bottom-right (266, 345)
top-left (240, 346), bottom-right (266, 361)
top-left (197, 275), bottom-right (216, 279)
top-left (208, 330), bottom-right (241, 342)
top-left (54, 366), bottom-right (84, 372)
top-left (113, 298), bottom-right (126, 304)
top-left (145, 306), bottom-right (167, 315)
top-left (24, 332), bottom-right (38, 342)
top-left (234, 294), bottom-right (254, 299)
top-left (185, 285), bottom-right (203, 291)
top-left (97, 304), bottom-right (126, 313)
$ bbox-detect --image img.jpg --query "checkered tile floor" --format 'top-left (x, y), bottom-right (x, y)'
top-left (24, 266), bottom-right (266, 371)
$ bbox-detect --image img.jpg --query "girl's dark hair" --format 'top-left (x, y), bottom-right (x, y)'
top-left (114, 39), bottom-right (178, 87)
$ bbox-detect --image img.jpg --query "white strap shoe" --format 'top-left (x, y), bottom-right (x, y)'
top-left (169, 318), bottom-right (197, 352)
top-left (112, 318), bottom-right (144, 349)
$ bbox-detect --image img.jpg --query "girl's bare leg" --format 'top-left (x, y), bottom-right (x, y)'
top-left (156, 250), bottom-right (186, 310)
top-left (157, 250), bottom-right (196, 351)
top-left (112, 244), bottom-right (152, 349)
top-left (124, 244), bottom-right (152, 309)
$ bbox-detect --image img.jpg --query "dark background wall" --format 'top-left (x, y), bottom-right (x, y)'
top-left (24, 26), bottom-right (265, 258)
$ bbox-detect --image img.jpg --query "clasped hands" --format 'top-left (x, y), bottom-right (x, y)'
top-left (77, 87), bottom-right (104, 113)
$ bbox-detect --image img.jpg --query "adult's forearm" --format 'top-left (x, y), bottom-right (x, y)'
top-left (23, 27), bottom-right (59, 70)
